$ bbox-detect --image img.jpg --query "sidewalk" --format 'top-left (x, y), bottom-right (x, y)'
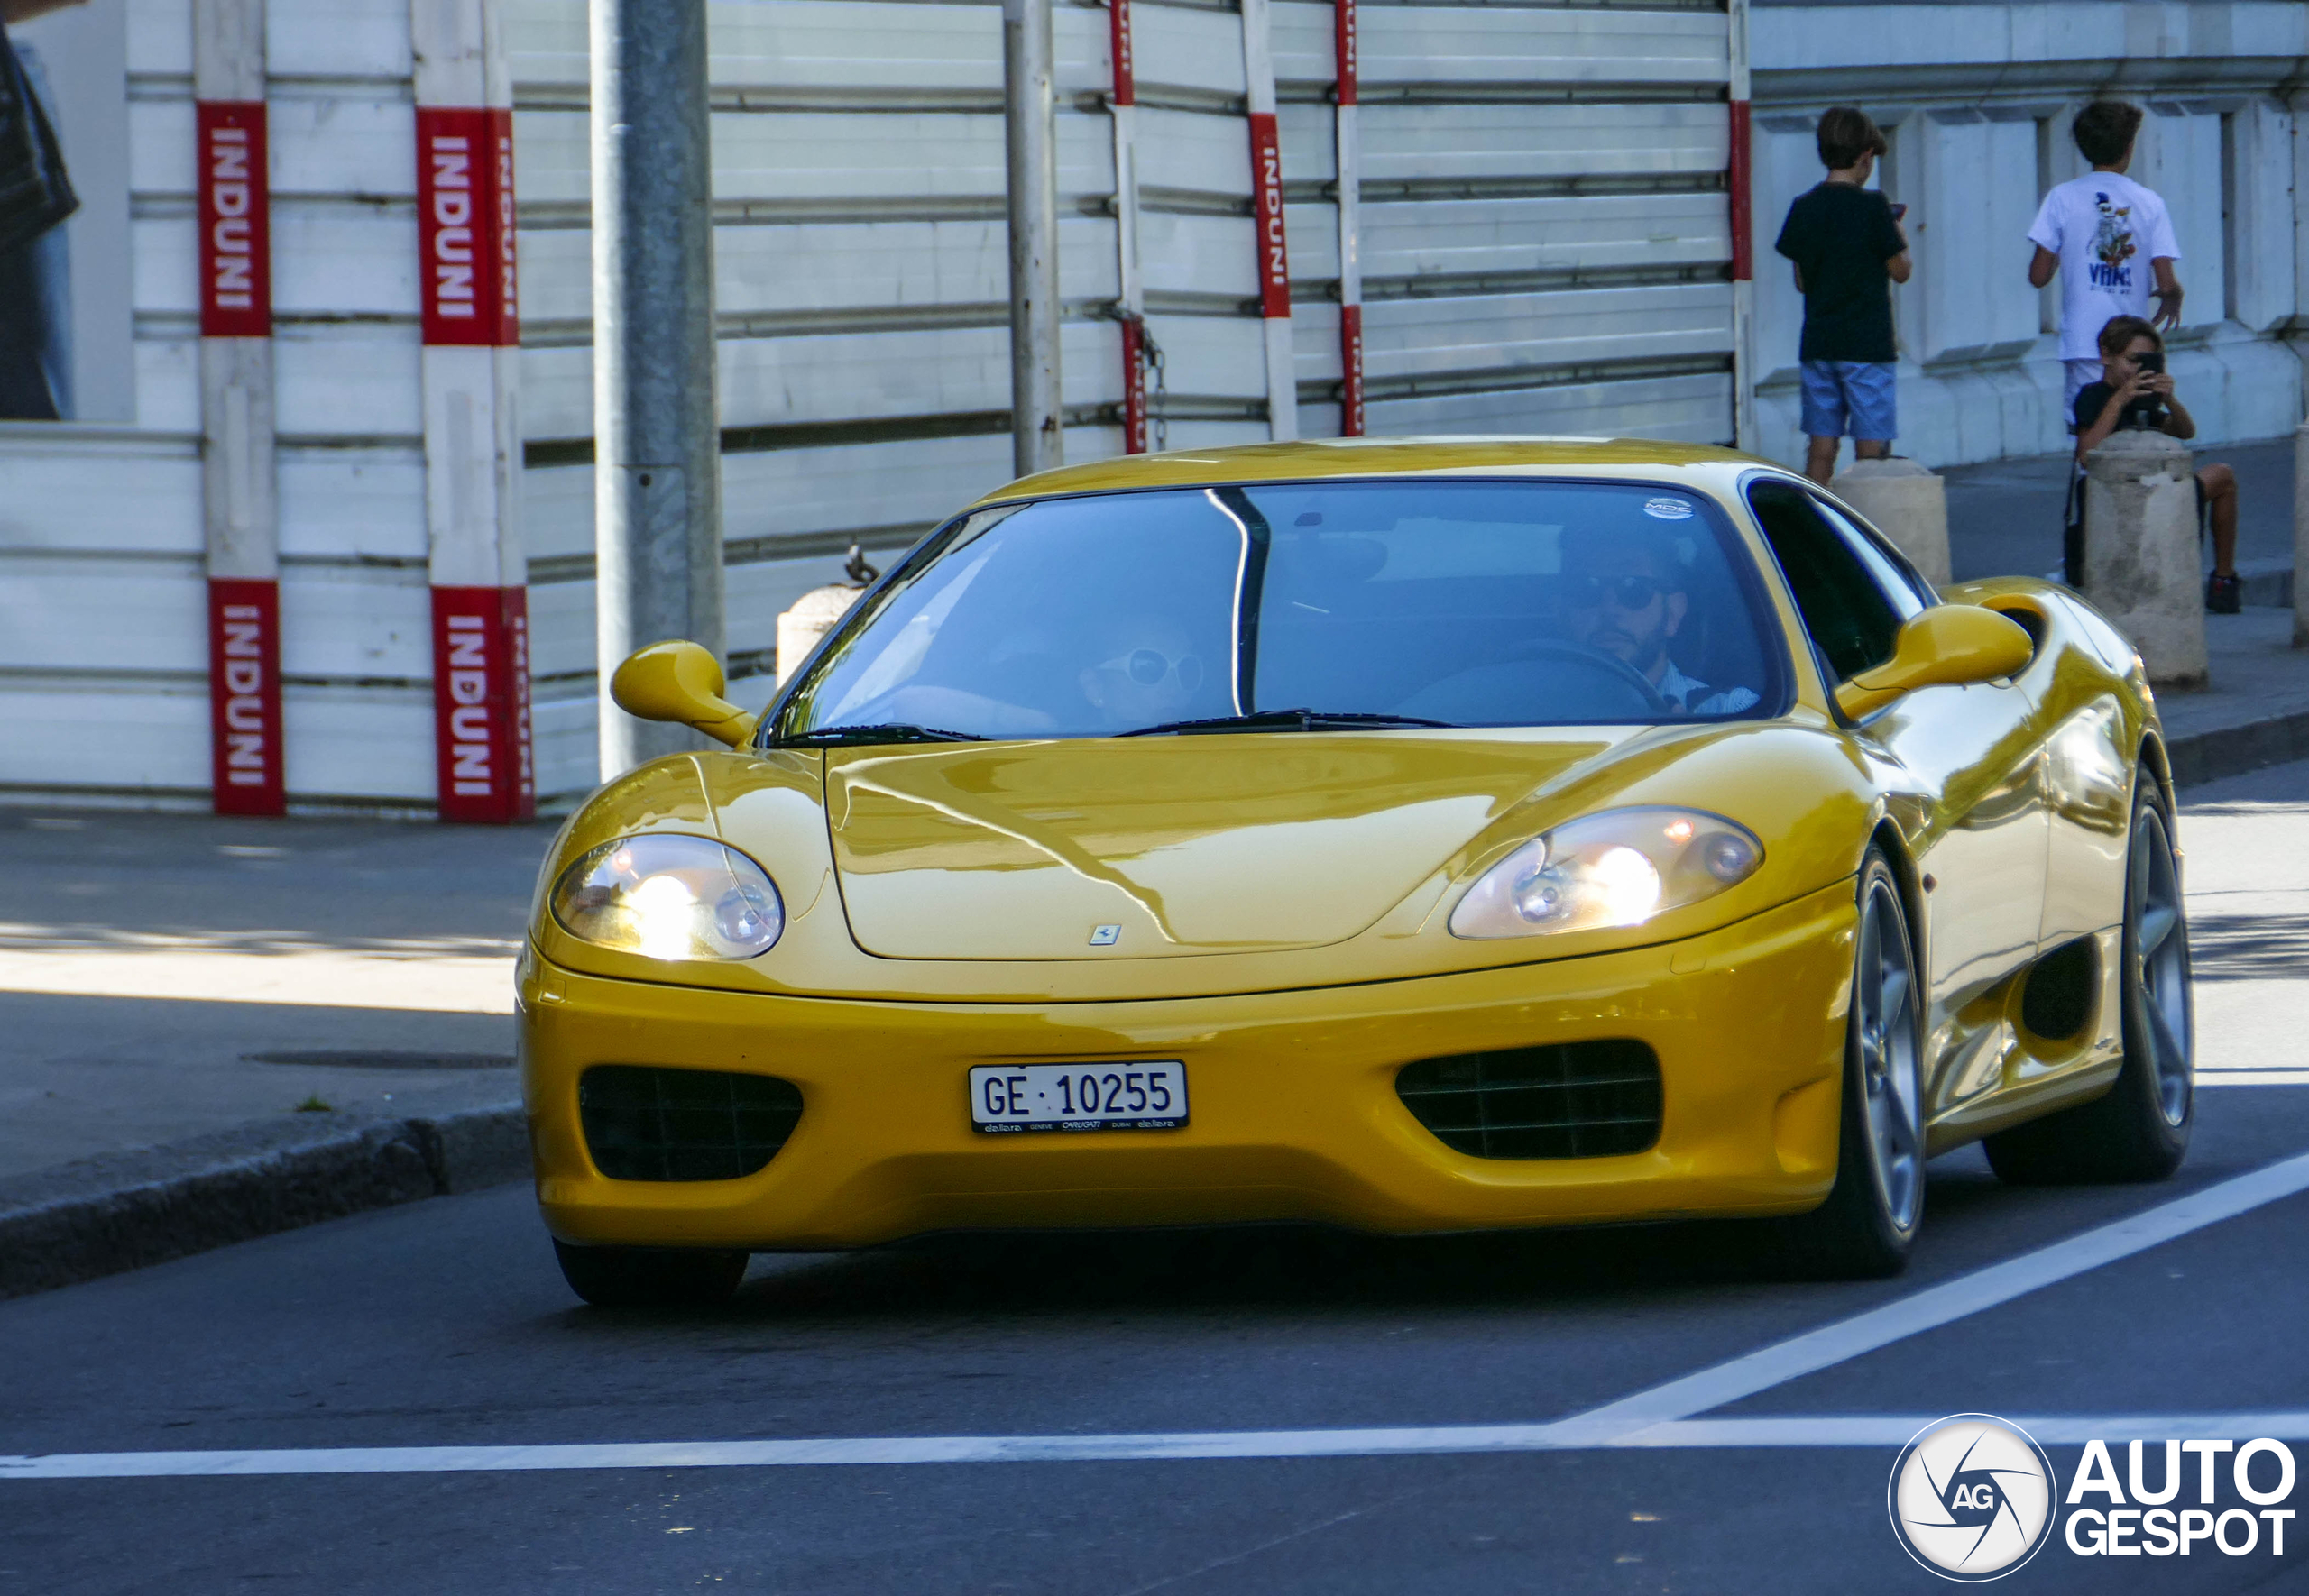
top-left (1944, 433), bottom-right (2297, 607)
top-left (0, 811), bottom-right (547, 1294)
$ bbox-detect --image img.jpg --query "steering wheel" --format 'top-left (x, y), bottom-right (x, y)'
top-left (1504, 638), bottom-right (1670, 716)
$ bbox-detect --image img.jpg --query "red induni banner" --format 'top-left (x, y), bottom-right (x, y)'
top-left (416, 106), bottom-right (519, 347)
top-left (1120, 317), bottom-right (1149, 454)
top-left (207, 579), bottom-right (285, 815)
top-left (1109, 0), bottom-right (1134, 106)
top-left (1247, 112), bottom-right (1291, 321)
top-left (197, 102), bottom-right (271, 338)
top-left (1728, 99), bottom-right (1752, 283)
top-left (1335, 0), bottom-right (1361, 436)
top-left (429, 587), bottom-right (533, 823)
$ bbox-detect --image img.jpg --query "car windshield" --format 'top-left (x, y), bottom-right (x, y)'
top-left (776, 479), bottom-right (1787, 741)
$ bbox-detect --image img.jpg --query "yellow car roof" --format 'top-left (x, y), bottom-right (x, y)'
top-left (970, 436), bottom-right (1766, 506)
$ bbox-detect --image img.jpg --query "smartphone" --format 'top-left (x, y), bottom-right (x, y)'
top-left (2120, 350), bottom-right (2166, 429)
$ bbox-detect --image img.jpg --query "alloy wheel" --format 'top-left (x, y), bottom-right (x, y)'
top-left (1856, 877), bottom-right (1923, 1232)
top-left (2129, 806), bottom-right (2193, 1125)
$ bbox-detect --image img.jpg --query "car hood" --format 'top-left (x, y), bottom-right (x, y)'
top-left (823, 734), bottom-right (1628, 959)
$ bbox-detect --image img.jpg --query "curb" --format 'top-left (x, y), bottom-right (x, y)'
top-left (0, 1103), bottom-right (526, 1300)
top-left (2166, 709), bottom-right (2309, 790)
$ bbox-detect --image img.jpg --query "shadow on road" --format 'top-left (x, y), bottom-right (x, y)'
top-left (552, 1166), bottom-right (2021, 1328)
top-left (2188, 911), bottom-right (2309, 983)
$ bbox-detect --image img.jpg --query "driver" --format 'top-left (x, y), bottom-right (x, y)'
top-left (1565, 533), bottom-right (1758, 715)
top-left (1076, 615), bottom-right (1212, 731)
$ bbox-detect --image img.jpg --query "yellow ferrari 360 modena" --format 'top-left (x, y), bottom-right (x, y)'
top-left (521, 438), bottom-right (2194, 1305)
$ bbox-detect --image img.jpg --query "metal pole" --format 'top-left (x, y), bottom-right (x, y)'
top-left (1005, 0), bottom-right (1063, 477)
top-left (590, 0), bottom-right (724, 777)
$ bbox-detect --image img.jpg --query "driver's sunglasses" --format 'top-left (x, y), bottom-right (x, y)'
top-left (1106, 648), bottom-right (1204, 693)
top-left (1568, 574), bottom-right (1668, 610)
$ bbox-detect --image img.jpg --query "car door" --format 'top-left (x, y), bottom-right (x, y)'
top-left (1745, 478), bottom-right (2050, 1103)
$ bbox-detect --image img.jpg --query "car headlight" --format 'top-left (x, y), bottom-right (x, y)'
top-left (1448, 807), bottom-right (1763, 940)
top-left (549, 835), bottom-right (785, 960)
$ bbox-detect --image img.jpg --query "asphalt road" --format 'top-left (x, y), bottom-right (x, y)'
top-left (6, 760), bottom-right (2309, 1595)
top-left (1943, 435), bottom-right (2295, 586)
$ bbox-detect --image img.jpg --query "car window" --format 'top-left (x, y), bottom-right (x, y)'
top-left (1811, 497), bottom-right (1936, 613)
top-left (1745, 479), bottom-right (1906, 683)
top-left (778, 479), bottom-right (1791, 740)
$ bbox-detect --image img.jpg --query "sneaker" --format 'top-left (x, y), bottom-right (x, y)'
top-left (2206, 572), bottom-right (2242, 614)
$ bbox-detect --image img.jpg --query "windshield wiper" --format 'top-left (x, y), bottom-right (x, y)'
top-left (1118, 708), bottom-right (1457, 737)
top-left (777, 723), bottom-right (989, 747)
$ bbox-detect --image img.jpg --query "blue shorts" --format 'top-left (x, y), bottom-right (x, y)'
top-left (1799, 360), bottom-right (1897, 442)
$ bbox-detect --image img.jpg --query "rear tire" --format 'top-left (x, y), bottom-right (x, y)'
top-left (552, 1240), bottom-right (750, 1307)
top-left (1777, 848), bottom-right (1925, 1279)
top-left (1983, 773), bottom-right (2193, 1184)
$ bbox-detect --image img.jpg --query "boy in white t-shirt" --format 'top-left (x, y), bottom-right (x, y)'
top-left (2026, 101), bottom-right (2183, 416)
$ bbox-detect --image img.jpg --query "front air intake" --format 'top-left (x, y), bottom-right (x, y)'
top-left (1394, 1041), bottom-right (1662, 1160)
top-left (578, 1065), bottom-right (804, 1182)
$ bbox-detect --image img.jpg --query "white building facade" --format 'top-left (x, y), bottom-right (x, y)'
top-left (0, 0), bottom-right (2300, 814)
top-left (1748, 0), bottom-right (2308, 469)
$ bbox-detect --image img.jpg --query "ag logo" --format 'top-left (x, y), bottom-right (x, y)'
top-left (1889, 1414), bottom-right (2056, 1581)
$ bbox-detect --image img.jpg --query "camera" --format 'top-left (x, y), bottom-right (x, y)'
top-left (2119, 350), bottom-right (2166, 430)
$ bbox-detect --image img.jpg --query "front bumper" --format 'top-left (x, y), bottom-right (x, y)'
top-left (523, 879), bottom-right (1856, 1249)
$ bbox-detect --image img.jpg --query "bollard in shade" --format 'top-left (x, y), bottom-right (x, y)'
top-left (2082, 427), bottom-right (2206, 690)
top-left (776, 587), bottom-right (863, 687)
top-left (1831, 458), bottom-right (1949, 588)
top-left (775, 548), bottom-right (881, 687)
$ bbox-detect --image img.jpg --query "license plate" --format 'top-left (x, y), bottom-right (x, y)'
top-left (969, 1062), bottom-right (1188, 1133)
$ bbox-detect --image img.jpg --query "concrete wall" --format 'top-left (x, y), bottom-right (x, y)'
top-left (1749, 0), bottom-right (2309, 472)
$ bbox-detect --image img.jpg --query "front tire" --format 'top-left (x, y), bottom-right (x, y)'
top-left (1983, 773), bottom-right (2193, 1184)
top-left (1778, 848), bottom-right (1925, 1278)
top-left (552, 1240), bottom-right (750, 1307)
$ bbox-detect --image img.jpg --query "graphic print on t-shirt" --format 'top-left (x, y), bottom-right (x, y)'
top-left (2089, 194), bottom-right (2136, 289)
top-left (2028, 171), bottom-right (2179, 361)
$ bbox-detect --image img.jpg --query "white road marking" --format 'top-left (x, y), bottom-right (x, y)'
top-left (7, 1151), bottom-right (2309, 1481)
top-left (2198, 1070), bottom-right (2309, 1087)
top-left (10, 1414), bottom-right (2309, 1480)
top-left (1552, 1147), bottom-right (2309, 1442)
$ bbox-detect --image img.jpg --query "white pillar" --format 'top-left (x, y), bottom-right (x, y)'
top-left (414, 0), bottom-right (531, 821)
top-left (2293, 419), bottom-right (2309, 648)
top-left (1726, 0), bottom-right (1756, 452)
top-left (1242, 0), bottom-right (1296, 441)
top-left (194, 0), bottom-right (282, 816)
top-left (2083, 427), bottom-right (2207, 690)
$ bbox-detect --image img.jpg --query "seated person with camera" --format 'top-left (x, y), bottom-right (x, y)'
top-left (2074, 315), bottom-right (2241, 613)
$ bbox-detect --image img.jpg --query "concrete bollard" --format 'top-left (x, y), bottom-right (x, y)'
top-left (2294, 419), bottom-right (2309, 649)
top-left (1831, 458), bottom-right (1950, 587)
top-left (2082, 427), bottom-right (2206, 690)
top-left (775, 583), bottom-right (863, 685)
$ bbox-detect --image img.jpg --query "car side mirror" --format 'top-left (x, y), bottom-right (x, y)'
top-left (1834, 605), bottom-right (2035, 720)
top-left (609, 640), bottom-right (758, 748)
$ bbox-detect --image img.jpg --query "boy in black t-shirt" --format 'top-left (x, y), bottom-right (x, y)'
top-left (1773, 107), bottom-right (1912, 485)
top-left (2073, 314), bottom-right (2240, 611)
